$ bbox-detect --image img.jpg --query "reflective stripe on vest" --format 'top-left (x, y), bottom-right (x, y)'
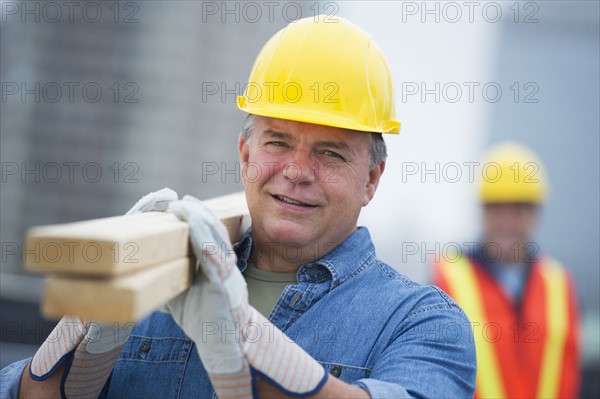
top-left (437, 257), bottom-right (505, 398)
top-left (536, 258), bottom-right (569, 398)
top-left (437, 256), bottom-right (570, 399)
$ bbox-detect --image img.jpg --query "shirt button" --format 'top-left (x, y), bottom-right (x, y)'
top-left (330, 366), bottom-right (342, 377)
top-left (140, 342), bottom-right (151, 353)
top-left (290, 291), bottom-right (302, 307)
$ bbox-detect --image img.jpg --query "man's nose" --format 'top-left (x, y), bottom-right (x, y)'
top-left (282, 150), bottom-right (317, 184)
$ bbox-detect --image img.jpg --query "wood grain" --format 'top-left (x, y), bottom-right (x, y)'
top-left (25, 191), bottom-right (249, 276)
top-left (25, 191), bottom-right (250, 322)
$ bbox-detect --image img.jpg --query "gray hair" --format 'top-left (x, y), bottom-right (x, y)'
top-left (241, 114), bottom-right (387, 166)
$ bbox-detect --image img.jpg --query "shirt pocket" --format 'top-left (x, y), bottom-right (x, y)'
top-left (318, 361), bottom-right (371, 384)
top-left (108, 336), bottom-right (193, 399)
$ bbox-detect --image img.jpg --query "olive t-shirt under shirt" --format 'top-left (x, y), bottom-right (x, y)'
top-left (242, 261), bottom-right (298, 317)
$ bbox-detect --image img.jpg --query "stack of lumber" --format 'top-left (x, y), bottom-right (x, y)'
top-left (24, 192), bottom-right (250, 323)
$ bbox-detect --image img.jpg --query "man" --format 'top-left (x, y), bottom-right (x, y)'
top-left (2, 16), bottom-right (476, 398)
top-left (433, 142), bottom-right (581, 398)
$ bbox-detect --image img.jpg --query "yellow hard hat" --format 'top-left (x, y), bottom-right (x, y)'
top-left (236, 16), bottom-right (400, 134)
top-left (479, 141), bottom-right (548, 204)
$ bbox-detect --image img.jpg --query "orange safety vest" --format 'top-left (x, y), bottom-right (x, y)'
top-left (433, 255), bottom-right (580, 399)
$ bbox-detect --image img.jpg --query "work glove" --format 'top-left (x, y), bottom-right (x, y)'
top-left (166, 195), bottom-right (327, 399)
top-left (30, 188), bottom-right (178, 399)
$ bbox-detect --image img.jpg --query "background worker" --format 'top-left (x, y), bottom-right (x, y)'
top-left (2, 16), bottom-right (476, 398)
top-left (433, 141), bottom-right (581, 398)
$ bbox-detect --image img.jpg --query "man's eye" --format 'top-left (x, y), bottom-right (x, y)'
top-left (323, 150), bottom-right (343, 160)
top-left (267, 141), bottom-right (287, 147)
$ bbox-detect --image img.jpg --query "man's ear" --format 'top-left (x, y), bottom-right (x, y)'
top-left (239, 133), bottom-right (250, 187)
top-left (362, 161), bottom-right (385, 207)
top-left (238, 133), bottom-right (249, 164)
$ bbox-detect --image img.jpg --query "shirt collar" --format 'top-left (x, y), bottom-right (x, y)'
top-left (234, 226), bottom-right (376, 290)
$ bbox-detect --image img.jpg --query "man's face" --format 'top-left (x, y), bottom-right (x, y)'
top-left (482, 203), bottom-right (539, 263)
top-left (238, 116), bottom-right (384, 259)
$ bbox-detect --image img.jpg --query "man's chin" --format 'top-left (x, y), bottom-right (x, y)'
top-left (261, 221), bottom-right (316, 247)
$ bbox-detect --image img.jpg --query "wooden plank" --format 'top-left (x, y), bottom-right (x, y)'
top-left (33, 191), bottom-right (250, 322)
top-left (24, 192), bottom-right (249, 276)
top-left (42, 257), bottom-right (194, 323)
top-left (25, 212), bottom-right (189, 276)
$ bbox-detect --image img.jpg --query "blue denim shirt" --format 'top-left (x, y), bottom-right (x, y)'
top-left (1, 227), bottom-right (476, 398)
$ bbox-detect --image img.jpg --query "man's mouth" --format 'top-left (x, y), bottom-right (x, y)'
top-left (272, 194), bottom-right (317, 208)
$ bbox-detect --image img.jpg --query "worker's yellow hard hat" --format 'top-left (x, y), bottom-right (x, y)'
top-left (479, 141), bottom-right (548, 205)
top-left (236, 15), bottom-right (400, 134)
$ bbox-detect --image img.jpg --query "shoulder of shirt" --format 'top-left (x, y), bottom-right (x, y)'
top-left (365, 258), bottom-right (470, 321)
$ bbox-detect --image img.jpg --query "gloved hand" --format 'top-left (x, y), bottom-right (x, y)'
top-left (125, 187), bottom-right (177, 215)
top-left (166, 195), bottom-right (327, 399)
top-left (30, 188), bottom-right (178, 399)
top-left (30, 317), bottom-right (133, 399)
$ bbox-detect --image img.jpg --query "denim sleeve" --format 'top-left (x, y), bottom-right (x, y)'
top-left (352, 289), bottom-right (476, 399)
top-left (0, 358), bottom-right (30, 399)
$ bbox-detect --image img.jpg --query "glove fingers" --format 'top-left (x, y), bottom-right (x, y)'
top-left (188, 213), bottom-right (238, 282)
top-left (171, 197), bottom-right (228, 234)
top-left (169, 201), bottom-right (236, 283)
top-left (180, 196), bottom-right (221, 226)
top-left (167, 200), bottom-right (193, 221)
top-left (180, 198), bottom-right (233, 249)
top-left (126, 188), bottom-right (178, 215)
top-left (169, 200), bottom-right (229, 250)
top-left (207, 214), bottom-right (234, 248)
top-left (30, 316), bottom-right (89, 378)
top-left (181, 194), bottom-right (202, 204)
